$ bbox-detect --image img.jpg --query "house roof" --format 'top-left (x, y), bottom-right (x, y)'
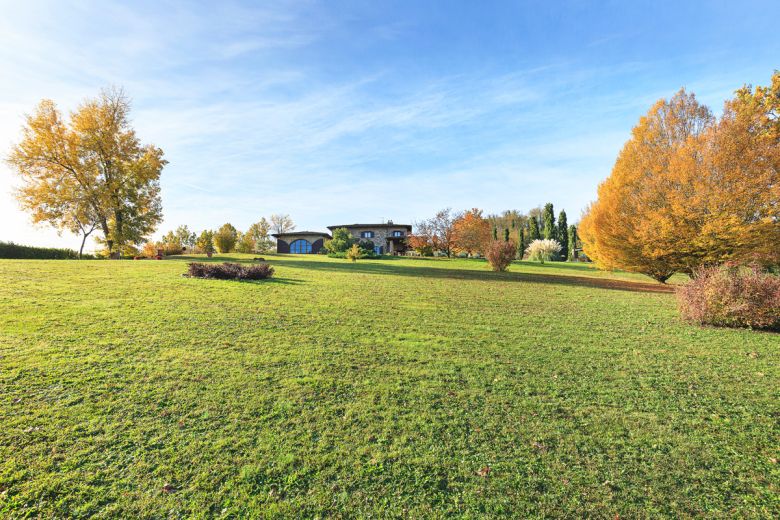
top-left (271, 231), bottom-right (332, 239)
top-left (327, 223), bottom-right (412, 231)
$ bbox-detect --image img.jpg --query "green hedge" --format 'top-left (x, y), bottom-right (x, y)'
top-left (0, 241), bottom-right (83, 259)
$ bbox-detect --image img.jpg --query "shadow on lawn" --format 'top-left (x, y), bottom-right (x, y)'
top-left (267, 258), bottom-right (674, 294)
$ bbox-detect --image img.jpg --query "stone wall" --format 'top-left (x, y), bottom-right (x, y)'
top-left (340, 226), bottom-right (409, 254)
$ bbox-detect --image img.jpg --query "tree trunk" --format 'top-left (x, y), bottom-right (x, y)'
top-left (99, 218), bottom-right (112, 256)
top-left (78, 226), bottom-right (96, 259)
top-left (79, 234), bottom-right (87, 259)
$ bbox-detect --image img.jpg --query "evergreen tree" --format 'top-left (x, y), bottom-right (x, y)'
top-left (557, 210), bottom-right (568, 261)
top-left (542, 203), bottom-right (557, 241)
top-left (517, 228), bottom-right (525, 259)
top-left (503, 228), bottom-right (510, 242)
top-left (528, 216), bottom-right (541, 241)
top-left (568, 224), bottom-right (578, 261)
top-left (493, 226), bottom-right (498, 241)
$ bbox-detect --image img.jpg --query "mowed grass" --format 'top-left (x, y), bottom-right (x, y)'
top-left (0, 254), bottom-right (777, 518)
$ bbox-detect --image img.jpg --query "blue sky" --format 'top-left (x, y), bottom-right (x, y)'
top-left (1, 0), bottom-right (778, 250)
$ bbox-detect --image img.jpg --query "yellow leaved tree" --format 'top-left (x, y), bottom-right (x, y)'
top-left (7, 87), bottom-right (166, 257)
top-left (580, 72), bottom-right (780, 282)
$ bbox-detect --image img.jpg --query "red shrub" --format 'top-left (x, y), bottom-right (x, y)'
top-left (676, 264), bottom-right (780, 331)
top-left (485, 240), bottom-right (516, 272)
top-left (186, 262), bottom-right (274, 280)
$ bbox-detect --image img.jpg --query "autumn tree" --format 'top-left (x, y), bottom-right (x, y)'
top-left (246, 218), bottom-right (273, 252)
top-left (661, 73), bottom-right (779, 269)
top-left (578, 78), bottom-right (779, 282)
top-left (407, 225), bottom-right (434, 255)
top-left (9, 88), bottom-right (165, 257)
top-left (557, 210), bottom-right (568, 261)
top-left (452, 208), bottom-right (491, 256)
top-left (214, 223), bottom-right (238, 253)
top-left (160, 230), bottom-right (183, 255)
top-left (175, 225), bottom-right (196, 251)
top-left (196, 230), bottom-right (215, 255)
top-left (412, 208), bottom-right (458, 257)
top-left (430, 208), bottom-right (458, 257)
top-left (235, 231), bottom-right (256, 253)
top-left (270, 214), bottom-right (295, 235)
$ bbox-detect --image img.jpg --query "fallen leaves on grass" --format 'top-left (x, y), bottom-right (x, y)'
top-left (476, 466), bottom-right (491, 477)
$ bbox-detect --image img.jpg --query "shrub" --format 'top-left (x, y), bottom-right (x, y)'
top-left (0, 241), bottom-right (82, 259)
top-left (161, 242), bottom-right (183, 256)
top-left (328, 249), bottom-right (378, 259)
top-left (525, 239), bottom-right (562, 264)
top-left (677, 264), bottom-right (780, 331)
top-left (357, 239), bottom-right (377, 254)
top-left (485, 240), bottom-right (516, 272)
top-left (346, 244), bottom-right (361, 262)
top-left (186, 262), bottom-right (274, 280)
top-left (142, 242), bottom-right (159, 258)
top-left (323, 228), bottom-right (355, 254)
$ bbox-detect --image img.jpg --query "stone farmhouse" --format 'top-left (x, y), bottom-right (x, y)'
top-left (272, 221), bottom-right (411, 255)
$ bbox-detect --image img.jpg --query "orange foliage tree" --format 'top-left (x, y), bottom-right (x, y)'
top-left (452, 208), bottom-right (491, 256)
top-left (580, 72), bottom-right (780, 282)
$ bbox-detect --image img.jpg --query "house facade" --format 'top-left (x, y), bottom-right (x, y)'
top-left (326, 222), bottom-right (411, 255)
top-left (272, 221), bottom-right (411, 255)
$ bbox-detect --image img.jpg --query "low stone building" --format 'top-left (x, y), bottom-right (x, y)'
top-left (326, 221), bottom-right (411, 255)
top-left (272, 221), bottom-right (412, 255)
top-left (272, 231), bottom-right (331, 254)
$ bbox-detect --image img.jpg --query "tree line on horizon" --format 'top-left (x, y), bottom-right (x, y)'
top-left (148, 214), bottom-right (295, 258)
top-left (409, 204), bottom-right (578, 262)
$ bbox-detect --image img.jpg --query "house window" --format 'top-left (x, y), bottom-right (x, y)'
top-left (392, 231), bottom-right (404, 237)
top-left (360, 231), bottom-right (374, 238)
top-left (289, 239), bottom-right (312, 254)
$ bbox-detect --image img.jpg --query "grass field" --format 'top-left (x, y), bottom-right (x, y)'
top-left (1, 254), bottom-right (777, 518)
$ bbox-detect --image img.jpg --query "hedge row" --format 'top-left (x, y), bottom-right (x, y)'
top-left (186, 262), bottom-right (274, 280)
top-left (0, 241), bottom-right (83, 259)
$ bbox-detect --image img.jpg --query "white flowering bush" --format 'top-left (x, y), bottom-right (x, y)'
top-left (525, 239), bottom-right (561, 264)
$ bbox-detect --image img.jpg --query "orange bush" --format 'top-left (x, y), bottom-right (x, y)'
top-left (677, 265), bottom-right (780, 331)
top-left (485, 240), bottom-right (516, 272)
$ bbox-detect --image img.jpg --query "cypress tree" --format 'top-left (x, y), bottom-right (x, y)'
top-left (542, 203), bottom-right (556, 241)
top-left (568, 224), bottom-right (578, 261)
top-left (529, 216), bottom-right (541, 241)
top-left (503, 228), bottom-right (510, 242)
top-left (517, 228), bottom-right (525, 259)
top-left (557, 210), bottom-right (568, 261)
top-left (493, 226), bottom-right (498, 241)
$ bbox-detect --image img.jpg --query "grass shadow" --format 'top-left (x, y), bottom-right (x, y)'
top-left (267, 257), bottom-right (674, 294)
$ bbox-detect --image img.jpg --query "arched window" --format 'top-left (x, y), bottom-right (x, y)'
top-left (289, 239), bottom-right (312, 254)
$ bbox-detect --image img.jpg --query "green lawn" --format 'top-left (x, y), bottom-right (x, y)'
top-left (1, 254), bottom-right (777, 518)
